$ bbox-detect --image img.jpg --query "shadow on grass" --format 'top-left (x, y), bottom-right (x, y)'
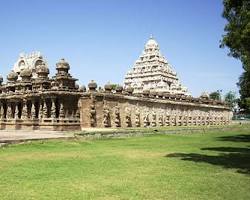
top-left (166, 149), bottom-right (250, 175)
top-left (166, 134), bottom-right (250, 175)
top-left (217, 134), bottom-right (250, 142)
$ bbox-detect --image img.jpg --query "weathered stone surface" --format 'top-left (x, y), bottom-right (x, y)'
top-left (0, 56), bottom-right (82, 131)
top-left (0, 49), bottom-right (232, 132)
top-left (124, 36), bottom-right (188, 95)
top-left (79, 91), bottom-right (231, 129)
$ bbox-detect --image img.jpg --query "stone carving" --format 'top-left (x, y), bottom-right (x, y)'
top-left (114, 106), bottom-right (121, 127)
top-left (31, 102), bottom-right (36, 119)
top-left (43, 101), bottom-right (48, 118)
top-left (0, 50), bottom-right (231, 131)
top-left (89, 103), bottom-right (96, 127)
top-left (0, 103), bottom-right (2, 119)
top-left (39, 102), bottom-right (43, 119)
top-left (125, 107), bottom-right (132, 127)
top-left (124, 36), bottom-right (188, 95)
top-left (59, 103), bottom-right (65, 119)
top-left (75, 108), bottom-right (80, 119)
top-left (6, 103), bottom-right (12, 119)
top-left (135, 108), bottom-right (141, 127)
top-left (13, 52), bottom-right (48, 78)
top-left (1, 104), bottom-right (5, 119)
top-left (143, 112), bottom-right (150, 127)
top-left (21, 101), bottom-right (27, 120)
top-left (158, 114), bottom-right (164, 126)
top-left (51, 99), bottom-right (56, 119)
top-left (151, 111), bottom-right (157, 127)
top-left (15, 104), bottom-right (19, 119)
top-left (103, 106), bottom-right (111, 127)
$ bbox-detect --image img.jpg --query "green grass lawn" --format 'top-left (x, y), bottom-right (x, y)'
top-left (0, 125), bottom-right (250, 200)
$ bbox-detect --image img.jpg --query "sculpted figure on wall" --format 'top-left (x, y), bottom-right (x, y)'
top-left (135, 108), bottom-right (141, 127)
top-left (103, 105), bottom-right (111, 127)
top-left (89, 103), bottom-right (96, 127)
top-left (143, 111), bottom-right (150, 127)
top-left (125, 107), bottom-right (132, 127)
top-left (114, 106), bottom-right (121, 127)
top-left (151, 111), bottom-right (157, 127)
top-left (158, 114), bottom-right (164, 126)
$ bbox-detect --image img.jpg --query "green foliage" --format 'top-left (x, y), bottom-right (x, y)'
top-left (110, 84), bottom-right (118, 90)
top-left (238, 71), bottom-right (250, 112)
top-left (224, 91), bottom-right (238, 110)
top-left (209, 90), bottom-right (222, 100)
top-left (221, 0), bottom-right (250, 70)
top-left (221, 0), bottom-right (250, 113)
top-left (0, 126), bottom-right (250, 200)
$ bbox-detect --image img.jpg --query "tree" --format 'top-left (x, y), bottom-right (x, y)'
top-left (224, 91), bottom-right (237, 110)
top-left (209, 90), bottom-right (222, 101)
top-left (221, 0), bottom-right (250, 70)
top-left (237, 71), bottom-right (250, 112)
top-left (221, 0), bottom-right (250, 113)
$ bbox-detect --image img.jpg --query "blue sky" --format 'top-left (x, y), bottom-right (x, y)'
top-left (0, 0), bottom-right (242, 97)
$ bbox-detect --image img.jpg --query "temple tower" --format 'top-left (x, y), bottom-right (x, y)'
top-left (13, 51), bottom-right (48, 78)
top-left (124, 36), bottom-right (189, 95)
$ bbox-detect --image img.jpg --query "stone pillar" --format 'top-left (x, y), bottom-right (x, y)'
top-left (59, 102), bottom-right (65, 118)
top-left (89, 104), bottom-right (96, 126)
top-left (114, 106), bottom-right (121, 127)
top-left (158, 115), bottom-right (163, 126)
top-left (175, 115), bottom-right (178, 126)
top-left (165, 115), bottom-right (170, 126)
top-left (151, 112), bottom-right (156, 127)
top-left (51, 98), bottom-right (57, 119)
top-left (39, 100), bottom-right (43, 119)
top-left (22, 100), bottom-right (28, 120)
top-left (6, 102), bottom-right (12, 119)
top-left (15, 103), bottom-right (19, 119)
top-left (143, 113), bottom-right (149, 127)
top-left (43, 101), bottom-right (48, 118)
top-left (103, 106), bottom-right (111, 127)
top-left (0, 102), bottom-right (2, 119)
top-left (31, 101), bottom-right (36, 119)
top-left (1, 103), bottom-right (5, 119)
top-left (75, 108), bottom-right (80, 119)
top-left (135, 110), bottom-right (140, 127)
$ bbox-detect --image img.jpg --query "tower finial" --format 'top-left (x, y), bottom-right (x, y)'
top-left (150, 34), bottom-right (153, 39)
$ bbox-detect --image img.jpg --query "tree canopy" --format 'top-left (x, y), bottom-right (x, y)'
top-left (221, 0), bottom-right (250, 113)
top-left (221, 0), bottom-right (250, 70)
top-left (209, 90), bottom-right (222, 101)
top-left (224, 91), bottom-right (237, 110)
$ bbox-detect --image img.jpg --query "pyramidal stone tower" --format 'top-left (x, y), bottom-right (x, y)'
top-left (124, 36), bottom-right (188, 95)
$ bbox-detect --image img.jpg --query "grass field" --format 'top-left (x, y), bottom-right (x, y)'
top-left (0, 125), bottom-right (250, 200)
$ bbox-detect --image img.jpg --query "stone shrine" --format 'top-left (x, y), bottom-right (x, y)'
top-left (124, 36), bottom-right (188, 95)
top-left (13, 52), bottom-right (48, 78)
top-left (0, 58), bottom-right (81, 131)
top-left (0, 37), bottom-right (232, 131)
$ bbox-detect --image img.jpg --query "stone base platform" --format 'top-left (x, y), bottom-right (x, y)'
top-left (0, 130), bottom-right (74, 145)
top-left (0, 119), bottom-right (81, 131)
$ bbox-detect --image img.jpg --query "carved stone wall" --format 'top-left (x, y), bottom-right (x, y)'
top-left (0, 58), bottom-right (82, 131)
top-left (80, 89), bottom-right (232, 129)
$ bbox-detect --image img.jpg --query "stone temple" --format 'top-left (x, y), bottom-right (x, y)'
top-left (124, 36), bottom-right (188, 95)
top-left (0, 38), bottom-right (232, 131)
top-left (13, 51), bottom-right (48, 79)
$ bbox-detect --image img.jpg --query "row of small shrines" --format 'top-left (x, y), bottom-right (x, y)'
top-left (0, 79), bottom-right (231, 130)
top-left (0, 103), bottom-right (229, 127)
top-left (85, 80), bottom-right (225, 106)
top-left (0, 77), bottom-right (224, 107)
top-left (91, 108), bottom-right (229, 128)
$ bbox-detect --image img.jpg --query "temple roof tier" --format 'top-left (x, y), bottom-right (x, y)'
top-left (124, 36), bottom-right (189, 95)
